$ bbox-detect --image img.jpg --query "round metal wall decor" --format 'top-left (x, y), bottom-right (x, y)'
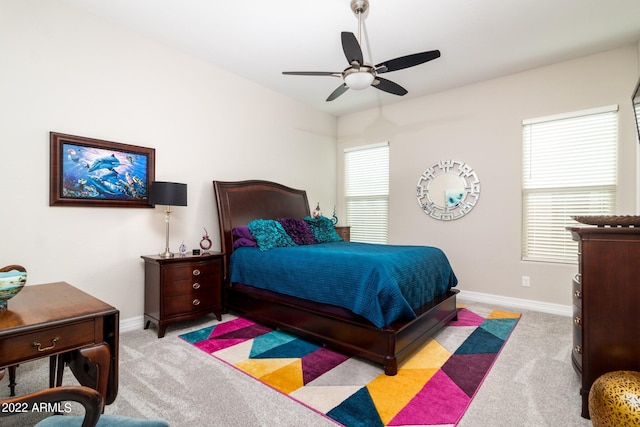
top-left (416, 159), bottom-right (480, 221)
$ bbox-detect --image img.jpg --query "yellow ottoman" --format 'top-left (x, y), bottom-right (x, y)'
top-left (589, 371), bottom-right (640, 426)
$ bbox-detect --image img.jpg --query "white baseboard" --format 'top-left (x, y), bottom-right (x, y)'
top-left (120, 315), bottom-right (145, 333)
top-left (458, 290), bottom-right (572, 317)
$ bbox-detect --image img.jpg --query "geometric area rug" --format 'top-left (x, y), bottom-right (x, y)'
top-left (179, 306), bottom-right (520, 427)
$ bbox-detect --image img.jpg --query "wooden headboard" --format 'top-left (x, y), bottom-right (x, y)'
top-left (213, 180), bottom-right (311, 275)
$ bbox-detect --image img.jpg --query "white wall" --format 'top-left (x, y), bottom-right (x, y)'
top-left (0, 1), bottom-right (337, 321)
top-left (338, 46), bottom-right (639, 307)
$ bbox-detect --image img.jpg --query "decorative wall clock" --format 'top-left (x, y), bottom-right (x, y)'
top-left (416, 159), bottom-right (480, 221)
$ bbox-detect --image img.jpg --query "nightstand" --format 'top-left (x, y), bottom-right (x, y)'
top-left (334, 226), bottom-right (351, 242)
top-left (141, 252), bottom-right (223, 338)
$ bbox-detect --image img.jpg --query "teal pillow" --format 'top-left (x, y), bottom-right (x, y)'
top-left (247, 219), bottom-right (296, 251)
top-left (304, 216), bottom-right (343, 243)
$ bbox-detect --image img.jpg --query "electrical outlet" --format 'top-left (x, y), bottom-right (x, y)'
top-left (522, 276), bottom-right (530, 287)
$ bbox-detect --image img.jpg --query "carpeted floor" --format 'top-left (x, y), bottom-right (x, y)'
top-left (1, 300), bottom-right (594, 426)
top-left (179, 306), bottom-right (520, 427)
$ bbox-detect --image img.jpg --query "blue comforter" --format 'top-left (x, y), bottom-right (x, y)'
top-left (230, 241), bottom-right (458, 328)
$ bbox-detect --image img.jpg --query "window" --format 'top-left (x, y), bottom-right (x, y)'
top-left (344, 142), bottom-right (389, 244)
top-left (522, 105), bottom-right (618, 263)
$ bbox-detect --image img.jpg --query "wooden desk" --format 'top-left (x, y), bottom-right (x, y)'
top-left (0, 282), bottom-right (119, 404)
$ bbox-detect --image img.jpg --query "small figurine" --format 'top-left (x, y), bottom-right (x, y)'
top-left (179, 241), bottom-right (187, 255)
top-left (312, 203), bottom-right (322, 219)
top-left (200, 227), bottom-right (212, 252)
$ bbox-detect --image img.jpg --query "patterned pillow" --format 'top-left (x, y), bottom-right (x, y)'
top-left (248, 219), bottom-right (296, 251)
top-left (304, 216), bottom-right (343, 243)
top-left (277, 217), bottom-right (317, 245)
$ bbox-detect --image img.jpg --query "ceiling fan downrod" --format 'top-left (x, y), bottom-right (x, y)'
top-left (351, 0), bottom-right (369, 47)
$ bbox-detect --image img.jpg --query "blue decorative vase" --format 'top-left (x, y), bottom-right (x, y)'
top-left (0, 265), bottom-right (27, 312)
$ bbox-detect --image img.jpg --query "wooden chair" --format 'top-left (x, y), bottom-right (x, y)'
top-left (1, 368), bottom-right (168, 427)
top-left (0, 382), bottom-right (101, 427)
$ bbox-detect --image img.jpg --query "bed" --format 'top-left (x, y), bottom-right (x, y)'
top-left (213, 179), bottom-right (459, 375)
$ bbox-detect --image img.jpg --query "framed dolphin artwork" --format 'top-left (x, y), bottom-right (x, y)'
top-left (49, 132), bottom-right (155, 207)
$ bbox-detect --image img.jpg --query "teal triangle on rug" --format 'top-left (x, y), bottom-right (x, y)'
top-left (179, 306), bottom-right (520, 427)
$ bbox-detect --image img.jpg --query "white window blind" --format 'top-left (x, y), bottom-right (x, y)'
top-left (344, 142), bottom-right (389, 244)
top-left (522, 106), bottom-right (618, 263)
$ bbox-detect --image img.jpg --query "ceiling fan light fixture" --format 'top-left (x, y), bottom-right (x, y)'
top-left (344, 71), bottom-right (374, 90)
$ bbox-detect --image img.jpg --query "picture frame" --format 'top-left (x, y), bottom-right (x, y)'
top-left (49, 132), bottom-right (156, 208)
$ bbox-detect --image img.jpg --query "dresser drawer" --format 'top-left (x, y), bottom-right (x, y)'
top-left (572, 275), bottom-right (582, 309)
top-left (0, 320), bottom-right (96, 366)
top-left (163, 293), bottom-right (215, 317)
top-left (572, 304), bottom-right (583, 370)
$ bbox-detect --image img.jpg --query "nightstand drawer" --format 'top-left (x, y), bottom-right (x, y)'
top-left (163, 279), bottom-right (216, 297)
top-left (0, 320), bottom-right (95, 366)
top-left (163, 262), bottom-right (218, 282)
top-left (163, 293), bottom-right (215, 317)
top-left (334, 226), bottom-right (350, 242)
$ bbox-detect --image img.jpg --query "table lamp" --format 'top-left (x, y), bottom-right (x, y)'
top-left (149, 181), bottom-right (187, 258)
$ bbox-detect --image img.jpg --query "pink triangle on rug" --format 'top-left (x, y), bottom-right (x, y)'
top-left (388, 369), bottom-right (470, 426)
top-left (194, 318), bottom-right (266, 353)
top-left (450, 308), bottom-right (485, 326)
top-left (209, 317), bottom-right (256, 337)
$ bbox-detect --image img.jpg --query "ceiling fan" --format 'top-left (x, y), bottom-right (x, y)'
top-left (282, 0), bottom-right (441, 102)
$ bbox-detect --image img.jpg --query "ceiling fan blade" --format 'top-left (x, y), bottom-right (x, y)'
top-left (326, 83), bottom-right (349, 102)
top-left (375, 50), bottom-right (441, 74)
top-left (341, 32), bottom-right (363, 65)
top-left (372, 77), bottom-right (408, 96)
top-left (282, 71), bottom-right (342, 77)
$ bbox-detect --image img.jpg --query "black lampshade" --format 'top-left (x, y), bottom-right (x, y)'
top-left (149, 181), bottom-right (187, 206)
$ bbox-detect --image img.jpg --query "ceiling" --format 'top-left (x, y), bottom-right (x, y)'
top-left (62, 0), bottom-right (640, 117)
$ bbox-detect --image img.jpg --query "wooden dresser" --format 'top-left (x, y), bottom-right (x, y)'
top-left (568, 227), bottom-right (640, 418)
top-left (141, 253), bottom-right (223, 338)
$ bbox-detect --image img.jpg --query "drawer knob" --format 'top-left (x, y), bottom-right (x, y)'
top-left (574, 345), bottom-right (582, 354)
top-left (574, 316), bottom-right (582, 326)
top-left (192, 283), bottom-right (201, 290)
top-left (32, 336), bottom-right (60, 352)
top-left (574, 290), bottom-right (582, 299)
top-left (192, 299), bottom-right (201, 306)
top-left (192, 269), bottom-right (201, 276)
